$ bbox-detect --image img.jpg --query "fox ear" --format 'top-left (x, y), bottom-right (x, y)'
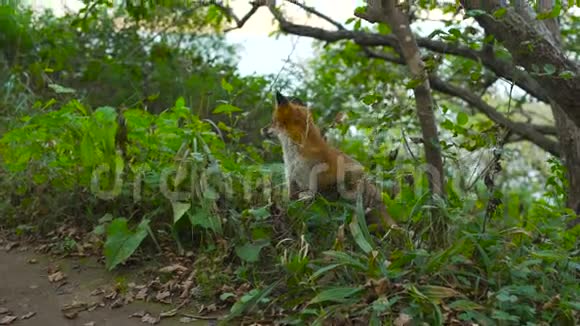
top-left (275, 91), bottom-right (289, 106)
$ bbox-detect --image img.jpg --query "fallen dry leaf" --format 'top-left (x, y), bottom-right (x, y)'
top-left (158, 264), bottom-right (188, 274)
top-left (48, 271), bottom-right (66, 283)
top-left (0, 315), bottom-right (17, 325)
top-left (19, 312), bottom-right (36, 320)
top-left (90, 288), bottom-right (105, 296)
top-left (394, 313), bottom-right (412, 326)
top-left (179, 316), bottom-right (194, 323)
top-left (84, 322), bottom-right (96, 326)
top-left (155, 290), bottom-right (171, 302)
top-left (27, 258), bottom-right (38, 264)
top-left (3, 243), bottom-right (18, 252)
top-left (130, 311), bottom-right (147, 318)
top-left (63, 312), bottom-right (78, 320)
top-left (135, 287), bottom-right (148, 300)
top-left (141, 313), bottom-right (160, 324)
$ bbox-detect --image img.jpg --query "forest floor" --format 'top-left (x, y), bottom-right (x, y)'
top-left (0, 236), bottom-right (219, 326)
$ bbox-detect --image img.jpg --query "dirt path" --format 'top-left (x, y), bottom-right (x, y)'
top-left (0, 248), bottom-right (212, 326)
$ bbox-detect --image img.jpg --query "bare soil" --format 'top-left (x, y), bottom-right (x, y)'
top-left (0, 247), bottom-right (213, 326)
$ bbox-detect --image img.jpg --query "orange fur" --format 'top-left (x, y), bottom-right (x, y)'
top-left (262, 92), bottom-right (397, 232)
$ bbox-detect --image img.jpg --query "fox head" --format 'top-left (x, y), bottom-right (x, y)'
top-left (261, 91), bottom-right (321, 144)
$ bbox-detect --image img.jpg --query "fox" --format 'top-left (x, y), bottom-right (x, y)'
top-left (261, 91), bottom-right (397, 232)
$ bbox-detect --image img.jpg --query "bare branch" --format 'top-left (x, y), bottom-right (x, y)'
top-left (360, 0), bottom-right (445, 197)
top-left (285, 0), bottom-right (345, 30)
top-left (461, 0), bottom-right (580, 128)
top-left (211, 1), bottom-right (265, 33)
top-left (429, 76), bottom-right (560, 156)
top-left (364, 48), bottom-right (559, 155)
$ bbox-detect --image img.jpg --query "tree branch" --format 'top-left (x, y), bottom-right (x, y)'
top-left (460, 0), bottom-right (580, 128)
top-left (285, 0), bottom-right (345, 30)
top-left (429, 76), bottom-right (560, 156)
top-left (359, 0), bottom-right (445, 197)
top-left (212, 0), bottom-right (266, 32)
top-left (364, 49), bottom-right (558, 144)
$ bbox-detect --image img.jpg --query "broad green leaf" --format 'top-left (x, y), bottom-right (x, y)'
top-left (493, 7), bottom-right (507, 19)
top-left (175, 96), bottom-right (185, 108)
top-left (248, 205), bottom-right (271, 220)
top-left (171, 201), bottom-right (191, 224)
top-left (104, 218), bottom-right (149, 271)
top-left (543, 64), bottom-right (556, 75)
top-left (213, 103), bottom-right (242, 114)
top-left (235, 240), bottom-right (269, 263)
top-left (377, 22), bottom-right (391, 34)
top-left (80, 133), bottom-right (95, 168)
top-left (456, 112), bottom-right (469, 126)
top-left (189, 205), bottom-right (222, 234)
top-left (221, 78), bottom-right (233, 93)
top-left (309, 286), bottom-right (364, 304)
top-left (559, 70), bottom-right (574, 79)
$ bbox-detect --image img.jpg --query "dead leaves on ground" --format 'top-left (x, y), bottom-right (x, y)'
top-left (0, 311), bottom-right (37, 325)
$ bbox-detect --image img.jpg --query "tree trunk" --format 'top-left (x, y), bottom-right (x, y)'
top-left (358, 0), bottom-right (446, 198)
top-left (460, 0), bottom-right (580, 129)
top-left (552, 105), bottom-right (580, 209)
top-left (536, 0), bottom-right (580, 211)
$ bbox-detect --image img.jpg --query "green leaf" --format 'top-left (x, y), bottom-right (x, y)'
top-left (536, 4), bottom-right (561, 20)
top-left (448, 299), bottom-right (483, 311)
top-left (405, 77), bottom-right (424, 89)
top-left (349, 211), bottom-right (374, 254)
top-left (248, 205), bottom-right (271, 220)
top-left (213, 103), bottom-right (242, 114)
top-left (235, 240), bottom-right (269, 263)
top-left (104, 218), bottom-right (149, 271)
top-left (80, 133), bottom-right (95, 168)
top-left (226, 281), bottom-right (280, 321)
top-left (220, 292), bottom-right (235, 301)
top-left (175, 96), bottom-right (185, 108)
top-left (309, 263), bottom-right (343, 282)
top-left (309, 286), bottom-right (364, 304)
top-left (378, 23), bottom-right (391, 34)
top-left (493, 7), bottom-right (507, 19)
top-left (171, 201), bottom-right (191, 224)
top-left (48, 83), bottom-right (76, 94)
top-left (456, 112), bottom-right (469, 126)
top-left (543, 64), bottom-right (556, 75)
top-left (322, 251), bottom-right (367, 270)
top-left (221, 78), bottom-right (233, 93)
top-left (418, 285), bottom-right (459, 303)
top-left (189, 205), bottom-right (222, 234)
top-left (448, 28), bottom-right (461, 38)
top-left (559, 70), bottom-right (574, 79)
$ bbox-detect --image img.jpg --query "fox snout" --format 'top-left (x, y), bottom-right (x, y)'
top-left (261, 125), bottom-right (276, 139)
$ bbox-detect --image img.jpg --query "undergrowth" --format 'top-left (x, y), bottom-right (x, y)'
top-left (0, 98), bottom-right (578, 325)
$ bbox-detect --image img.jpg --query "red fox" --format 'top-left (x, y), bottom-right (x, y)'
top-left (261, 91), bottom-right (397, 232)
